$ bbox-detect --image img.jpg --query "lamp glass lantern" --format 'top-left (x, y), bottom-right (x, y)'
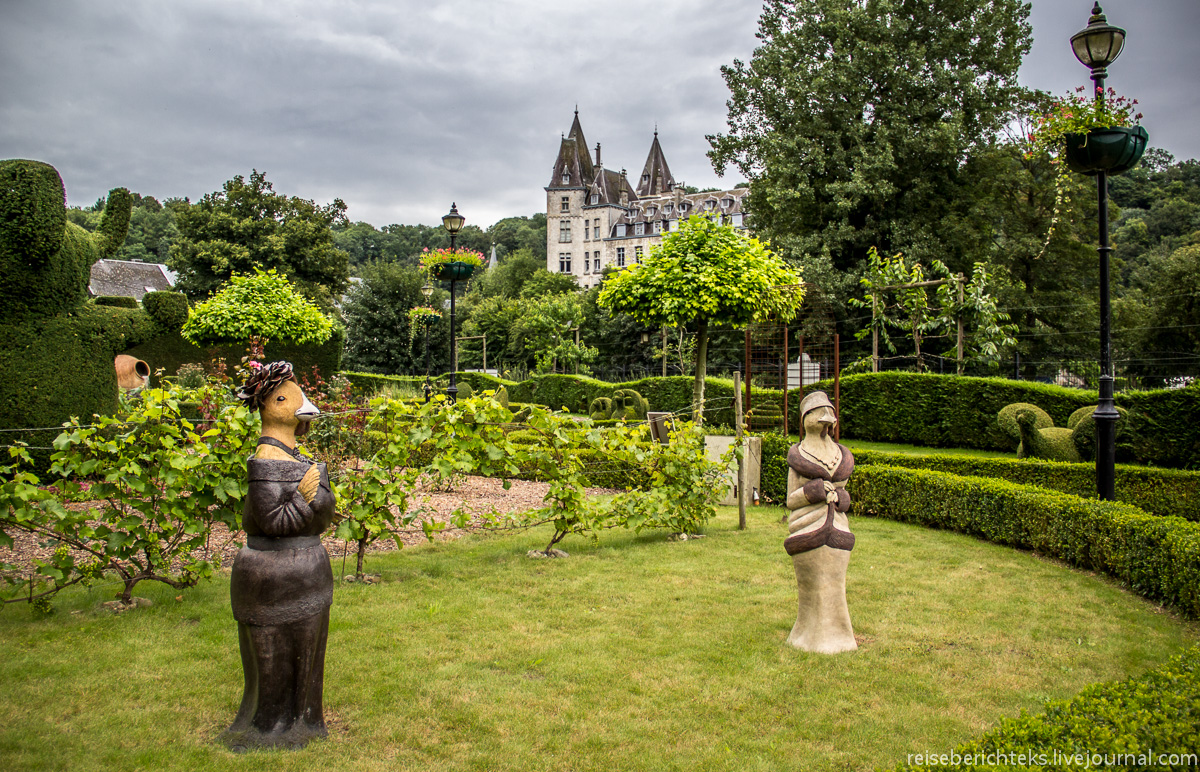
top-left (442, 203), bottom-right (465, 237)
top-left (420, 282), bottom-right (433, 300)
top-left (1070, 3), bottom-right (1125, 73)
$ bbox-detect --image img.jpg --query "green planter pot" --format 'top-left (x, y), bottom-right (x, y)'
top-left (429, 261), bottom-right (478, 282)
top-left (1064, 125), bottom-right (1149, 176)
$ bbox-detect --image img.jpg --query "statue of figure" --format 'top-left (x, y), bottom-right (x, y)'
top-left (221, 361), bottom-right (335, 751)
top-left (784, 391), bottom-right (856, 654)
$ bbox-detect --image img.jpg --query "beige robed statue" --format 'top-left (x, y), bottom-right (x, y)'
top-left (783, 391), bottom-right (857, 654)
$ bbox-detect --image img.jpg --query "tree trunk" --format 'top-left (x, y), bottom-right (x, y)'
top-left (356, 538), bottom-right (367, 577)
top-left (692, 318), bottom-right (709, 425)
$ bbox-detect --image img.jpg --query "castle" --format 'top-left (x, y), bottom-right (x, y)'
top-left (544, 110), bottom-right (747, 289)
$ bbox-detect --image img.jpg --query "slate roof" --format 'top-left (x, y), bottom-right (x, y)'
top-left (586, 168), bottom-right (636, 207)
top-left (636, 130), bottom-right (675, 197)
top-left (547, 110), bottom-right (596, 189)
top-left (88, 259), bottom-right (176, 300)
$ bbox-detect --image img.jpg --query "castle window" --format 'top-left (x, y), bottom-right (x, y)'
top-left (585, 255), bottom-right (591, 272)
top-left (593, 253), bottom-right (602, 272)
top-left (634, 223), bottom-right (644, 236)
top-left (641, 174), bottom-right (650, 184)
top-left (561, 172), bottom-right (570, 185)
top-left (593, 219), bottom-right (600, 239)
top-left (646, 207), bottom-right (656, 217)
top-left (559, 221), bottom-right (571, 242)
top-left (589, 194), bottom-right (599, 205)
top-left (722, 198), bottom-right (734, 209)
top-left (634, 246), bottom-right (643, 263)
top-left (559, 253), bottom-right (572, 273)
top-left (652, 221), bottom-right (662, 234)
top-left (617, 247), bottom-right (626, 267)
top-left (561, 196), bottom-right (569, 212)
top-left (664, 204), bottom-right (673, 214)
top-left (732, 213), bottom-right (744, 227)
top-left (615, 224), bottom-right (626, 237)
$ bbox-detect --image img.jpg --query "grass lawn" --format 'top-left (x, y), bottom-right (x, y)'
top-left (0, 505), bottom-right (1194, 772)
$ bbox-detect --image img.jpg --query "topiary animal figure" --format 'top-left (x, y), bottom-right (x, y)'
top-left (1068, 404), bottom-right (1131, 461)
top-left (610, 389), bottom-right (649, 421)
top-left (589, 396), bottom-right (613, 420)
top-left (0, 159), bottom-right (187, 465)
top-left (1015, 409), bottom-right (1082, 463)
top-left (997, 402), bottom-right (1053, 456)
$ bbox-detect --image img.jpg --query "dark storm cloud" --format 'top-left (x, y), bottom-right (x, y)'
top-left (1, 1), bottom-right (1194, 230)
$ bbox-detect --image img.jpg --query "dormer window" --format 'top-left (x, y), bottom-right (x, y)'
top-left (664, 204), bottom-right (673, 214)
top-left (561, 172), bottom-right (570, 185)
top-left (641, 174), bottom-right (650, 184)
top-left (722, 198), bottom-right (734, 209)
top-left (634, 223), bottom-right (645, 236)
top-left (706, 199), bottom-right (717, 210)
top-left (646, 207), bottom-right (656, 217)
top-left (589, 194), bottom-right (599, 205)
top-left (652, 221), bottom-right (662, 234)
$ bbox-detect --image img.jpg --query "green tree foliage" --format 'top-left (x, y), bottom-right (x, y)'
top-left (181, 268), bottom-right (334, 346)
top-left (341, 261), bottom-right (449, 375)
top-left (708, 0), bottom-right (1031, 275)
top-left (514, 292), bottom-right (597, 375)
top-left (518, 268), bottom-right (579, 299)
top-left (470, 248), bottom-right (544, 299)
top-left (169, 170), bottom-right (350, 310)
top-left (333, 215), bottom-right (544, 271)
top-left (599, 215), bottom-right (802, 421)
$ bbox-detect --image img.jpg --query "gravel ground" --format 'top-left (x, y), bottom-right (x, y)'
top-left (0, 475), bottom-right (619, 578)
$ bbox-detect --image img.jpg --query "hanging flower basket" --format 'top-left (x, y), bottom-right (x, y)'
top-left (421, 247), bottom-right (485, 282)
top-left (1064, 125), bottom-right (1149, 176)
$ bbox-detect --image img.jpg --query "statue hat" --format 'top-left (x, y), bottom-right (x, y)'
top-left (798, 390), bottom-right (835, 420)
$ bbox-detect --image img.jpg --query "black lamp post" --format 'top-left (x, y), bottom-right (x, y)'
top-left (1071, 2), bottom-right (1125, 500)
top-left (441, 203), bottom-right (465, 403)
top-left (421, 281), bottom-right (434, 404)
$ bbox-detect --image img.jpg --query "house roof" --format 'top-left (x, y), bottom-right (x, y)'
top-left (88, 259), bottom-right (175, 300)
top-left (635, 130), bottom-right (675, 197)
top-left (547, 109), bottom-right (596, 189)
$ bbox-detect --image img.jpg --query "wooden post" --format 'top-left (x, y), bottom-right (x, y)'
top-left (782, 325), bottom-right (789, 438)
top-left (956, 274), bottom-right (965, 376)
top-left (734, 370), bottom-right (745, 531)
top-left (871, 292), bottom-right (879, 373)
top-left (834, 333), bottom-right (841, 442)
top-left (797, 334), bottom-right (805, 417)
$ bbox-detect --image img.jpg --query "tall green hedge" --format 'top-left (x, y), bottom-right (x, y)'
top-left (124, 324), bottom-right (344, 385)
top-left (850, 466), bottom-right (1200, 617)
top-left (851, 449), bottom-right (1200, 522)
top-left (792, 373), bottom-right (1198, 468)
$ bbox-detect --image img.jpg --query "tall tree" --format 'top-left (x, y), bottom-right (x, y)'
top-left (708, 0), bottom-right (1031, 275)
top-left (341, 261), bottom-right (449, 375)
top-left (599, 215), bottom-right (802, 423)
top-left (169, 170), bottom-right (350, 310)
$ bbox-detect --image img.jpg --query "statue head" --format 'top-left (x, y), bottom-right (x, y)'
top-left (799, 391), bottom-right (837, 438)
top-left (0, 159), bottom-right (132, 322)
top-left (237, 361), bottom-right (320, 437)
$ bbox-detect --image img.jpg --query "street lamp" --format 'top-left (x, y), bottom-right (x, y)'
top-left (421, 281), bottom-right (434, 404)
top-left (1072, 2), bottom-right (1125, 501)
top-left (441, 203), bottom-right (465, 403)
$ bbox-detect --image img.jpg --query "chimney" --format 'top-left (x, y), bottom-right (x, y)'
top-left (595, 142), bottom-right (602, 167)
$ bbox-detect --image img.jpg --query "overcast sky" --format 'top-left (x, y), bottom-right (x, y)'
top-left (2, 1), bottom-right (1196, 231)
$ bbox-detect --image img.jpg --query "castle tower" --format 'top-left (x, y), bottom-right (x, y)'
top-left (635, 128), bottom-right (675, 197)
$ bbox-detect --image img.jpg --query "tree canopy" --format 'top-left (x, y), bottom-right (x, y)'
top-left (599, 215), bottom-right (802, 421)
top-left (168, 170), bottom-right (351, 311)
top-left (181, 268), bottom-right (335, 346)
top-left (708, 0), bottom-right (1031, 273)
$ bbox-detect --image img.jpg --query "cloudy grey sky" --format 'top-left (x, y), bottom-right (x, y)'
top-left (2, 1), bottom-right (1196, 230)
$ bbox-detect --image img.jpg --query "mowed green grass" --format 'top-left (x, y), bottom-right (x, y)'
top-left (841, 438), bottom-right (1017, 459)
top-left (0, 506), bottom-right (1194, 772)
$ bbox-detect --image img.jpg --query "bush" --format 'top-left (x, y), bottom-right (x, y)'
top-left (589, 397), bottom-right (612, 420)
top-left (850, 449), bottom-right (1200, 522)
top-left (799, 372), bottom-right (1198, 468)
top-left (850, 466), bottom-right (1200, 617)
top-left (758, 431), bottom-right (792, 504)
top-left (142, 290), bottom-right (189, 328)
top-left (896, 646), bottom-right (1200, 771)
top-left (997, 402), bottom-right (1052, 446)
top-left (93, 295), bottom-right (138, 308)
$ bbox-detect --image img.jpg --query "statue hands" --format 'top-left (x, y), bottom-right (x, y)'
top-left (823, 480), bottom-right (839, 505)
top-left (297, 464), bottom-right (321, 504)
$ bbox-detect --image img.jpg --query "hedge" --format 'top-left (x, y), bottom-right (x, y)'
top-left (795, 372), bottom-right (1199, 468)
top-left (124, 324), bottom-right (345, 386)
top-left (850, 449), bottom-right (1200, 522)
top-left (896, 646), bottom-right (1200, 771)
top-left (93, 295), bottom-right (137, 308)
top-left (849, 466), bottom-right (1200, 617)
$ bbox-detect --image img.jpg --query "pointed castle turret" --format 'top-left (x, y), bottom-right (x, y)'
top-left (544, 110), bottom-right (747, 290)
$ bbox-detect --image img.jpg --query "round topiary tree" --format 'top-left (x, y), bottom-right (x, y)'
top-left (181, 268), bottom-right (334, 346)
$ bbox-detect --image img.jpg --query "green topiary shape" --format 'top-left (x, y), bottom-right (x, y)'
top-left (998, 402), bottom-right (1053, 447)
top-left (1016, 409), bottom-right (1082, 463)
top-left (0, 160), bottom-right (131, 322)
top-left (493, 385), bottom-right (510, 409)
top-left (94, 296), bottom-right (138, 308)
top-left (589, 396), bottom-right (612, 420)
top-left (455, 381), bottom-right (474, 400)
top-left (611, 389), bottom-right (648, 421)
top-left (142, 291), bottom-right (189, 329)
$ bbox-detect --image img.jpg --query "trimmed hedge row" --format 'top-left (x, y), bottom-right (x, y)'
top-left (851, 449), bottom-right (1200, 522)
top-left (799, 372), bottom-right (1199, 468)
top-left (849, 466), bottom-right (1200, 617)
top-left (896, 646), bottom-right (1200, 772)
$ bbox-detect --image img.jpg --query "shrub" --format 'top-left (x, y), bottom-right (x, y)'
top-left (895, 646), bottom-right (1200, 772)
top-left (589, 397), bottom-right (613, 420)
top-left (758, 431), bottom-right (792, 504)
top-left (997, 402), bottom-right (1052, 446)
top-left (850, 466), bottom-right (1200, 617)
top-left (93, 295), bottom-right (138, 308)
top-left (181, 268), bottom-right (334, 346)
top-left (142, 290), bottom-right (189, 328)
top-left (850, 449), bottom-right (1200, 522)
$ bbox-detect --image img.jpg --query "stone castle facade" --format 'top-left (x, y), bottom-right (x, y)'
top-left (544, 111), bottom-right (747, 289)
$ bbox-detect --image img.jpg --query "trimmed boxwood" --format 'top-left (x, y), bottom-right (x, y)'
top-left (141, 290), bottom-right (189, 329)
top-left (93, 295), bottom-right (138, 308)
top-left (896, 646), bottom-right (1200, 772)
top-left (852, 449), bottom-right (1200, 522)
top-left (849, 466), bottom-right (1200, 617)
top-left (789, 372), bottom-right (1198, 468)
